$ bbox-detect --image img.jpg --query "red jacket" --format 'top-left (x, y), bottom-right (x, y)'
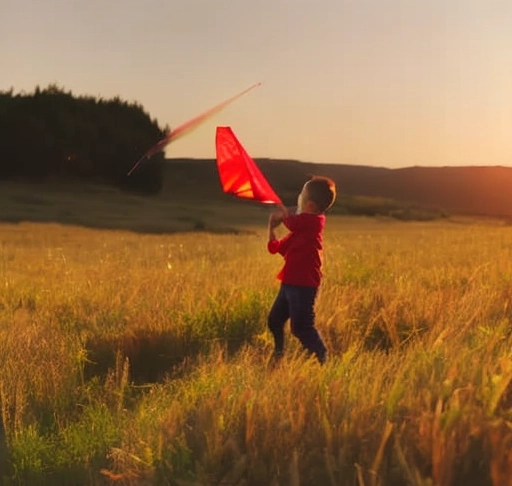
top-left (267, 212), bottom-right (325, 287)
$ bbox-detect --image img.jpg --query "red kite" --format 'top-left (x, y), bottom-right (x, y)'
top-left (215, 126), bottom-right (282, 205)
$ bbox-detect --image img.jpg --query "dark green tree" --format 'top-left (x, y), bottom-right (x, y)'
top-left (0, 85), bottom-right (166, 193)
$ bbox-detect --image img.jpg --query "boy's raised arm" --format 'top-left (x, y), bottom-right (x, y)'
top-left (267, 211), bottom-right (284, 254)
top-left (268, 212), bottom-right (280, 241)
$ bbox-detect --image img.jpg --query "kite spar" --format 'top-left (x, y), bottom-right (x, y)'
top-left (127, 82), bottom-right (262, 176)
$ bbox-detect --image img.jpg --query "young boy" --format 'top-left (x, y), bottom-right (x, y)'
top-left (267, 176), bottom-right (336, 364)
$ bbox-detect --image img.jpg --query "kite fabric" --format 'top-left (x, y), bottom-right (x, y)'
top-left (215, 126), bottom-right (282, 205)
top-left (127, 82), bottom-right (262, 176)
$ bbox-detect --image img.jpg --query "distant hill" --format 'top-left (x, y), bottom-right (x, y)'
top-left (301, 163), bottom-right (512, 218)
top-left (163, 159), bottom-right (512, 218)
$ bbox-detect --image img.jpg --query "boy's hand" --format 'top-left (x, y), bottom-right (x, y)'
top-left (268, 212), bottom-right (282, 229)
top-left (277, 204), bottom-right (289, 217)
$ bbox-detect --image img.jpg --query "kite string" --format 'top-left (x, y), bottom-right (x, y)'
top-left (127, 82), bottom-right (262, 176)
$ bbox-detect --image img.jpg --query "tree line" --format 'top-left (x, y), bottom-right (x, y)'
top-left (0, 85), bottom-right (166, 193)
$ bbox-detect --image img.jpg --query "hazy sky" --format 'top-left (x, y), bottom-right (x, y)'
top-left (2, 0), bottom-right (511, 168)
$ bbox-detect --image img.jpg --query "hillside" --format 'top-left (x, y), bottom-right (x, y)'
top-left (164, 159), bottom-right (512, 218)
top-left (3, 160), bottom-right (511, 233)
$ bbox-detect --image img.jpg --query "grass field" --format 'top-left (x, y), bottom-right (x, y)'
top-left (1, 182), bottom-right (512, 486)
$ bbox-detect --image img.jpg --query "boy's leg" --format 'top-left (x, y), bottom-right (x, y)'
top-left (267, 285), bottom-right (289, 358)
top-left (286, 286), bottom-right (327, 364)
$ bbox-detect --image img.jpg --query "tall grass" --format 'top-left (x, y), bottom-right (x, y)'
top-left (1, 216), bottom-right (512, 485)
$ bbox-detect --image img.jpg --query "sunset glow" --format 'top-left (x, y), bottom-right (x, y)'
top-left (1, 0), bottom-right (511, 168)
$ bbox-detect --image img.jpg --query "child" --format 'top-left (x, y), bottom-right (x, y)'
top-left (267, 176), bottom-right (336, 364)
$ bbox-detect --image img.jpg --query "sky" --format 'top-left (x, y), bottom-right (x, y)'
top-left (1, 0), bottom-right (511, 168)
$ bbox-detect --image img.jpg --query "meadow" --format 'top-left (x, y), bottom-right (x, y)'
top-left (2, 183), bottom-right (512, 486)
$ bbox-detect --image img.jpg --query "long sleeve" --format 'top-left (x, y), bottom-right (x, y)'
top-left (267, 239), bottom-right (281, 254)
top-left (267, 234), bottom-right (292, 256)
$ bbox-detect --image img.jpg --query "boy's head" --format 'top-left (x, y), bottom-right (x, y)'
top-left (298, 176), bottom-right (336, 214)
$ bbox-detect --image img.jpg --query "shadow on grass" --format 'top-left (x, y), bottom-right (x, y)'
top-left (0, 179), bottom-right (266, 235)
top-left (84, 329), bottom-right (256, 384)
top-left (0, 214), bottom-right (247, 235)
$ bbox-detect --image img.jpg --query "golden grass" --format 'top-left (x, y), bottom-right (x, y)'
top-left (2, 207), bottom-right (512, 485)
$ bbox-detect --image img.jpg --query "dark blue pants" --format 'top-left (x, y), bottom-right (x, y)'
top-left (267, 284), bottom-right (327, 364)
